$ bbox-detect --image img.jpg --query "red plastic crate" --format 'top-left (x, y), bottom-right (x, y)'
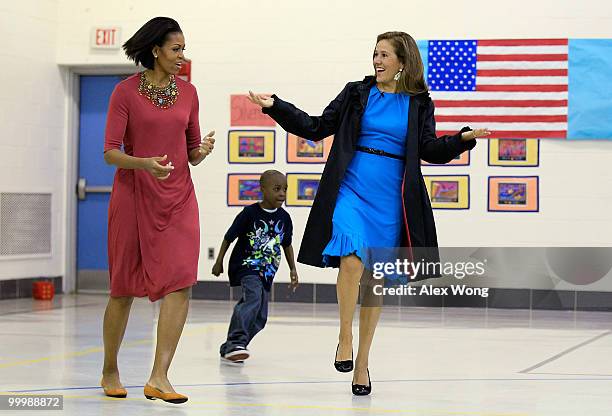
top-left (32, 281), bottom-right (55, 300)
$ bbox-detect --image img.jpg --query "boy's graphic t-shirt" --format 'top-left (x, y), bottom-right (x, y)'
top-left (225, 203), bottom-right (293, 291)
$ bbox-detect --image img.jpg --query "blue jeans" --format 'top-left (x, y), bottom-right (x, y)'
top-left (220, 275), bottom-right (269, 356)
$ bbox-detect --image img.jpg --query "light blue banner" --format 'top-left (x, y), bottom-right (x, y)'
top-left (567, 39), bottom-right (612, 140)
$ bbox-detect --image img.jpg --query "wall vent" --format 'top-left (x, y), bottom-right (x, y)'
top-left (0, 193), bottom-right (52, 256)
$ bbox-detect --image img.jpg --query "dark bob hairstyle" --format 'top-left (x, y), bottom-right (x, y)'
top-left (122, 17), bottom-right (182, 69)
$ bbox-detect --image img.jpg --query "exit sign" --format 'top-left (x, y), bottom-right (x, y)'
top-left (91, 27), bottom-right (121, 49)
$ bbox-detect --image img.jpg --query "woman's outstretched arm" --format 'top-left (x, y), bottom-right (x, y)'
top-left (248, 83), bottom-right (352, 141)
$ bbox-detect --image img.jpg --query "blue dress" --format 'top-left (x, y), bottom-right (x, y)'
top-left (322, 86), bottom-right (409, 267)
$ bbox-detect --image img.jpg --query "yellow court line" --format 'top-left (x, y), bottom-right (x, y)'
top-left (0, 311), bottom-right (328, 369)
top-left (0, 339), bottom-right (149, 369)
top-left (0, 323), bottom-right (227, 370)
top-left (0, 393), bottom-right (530, 416)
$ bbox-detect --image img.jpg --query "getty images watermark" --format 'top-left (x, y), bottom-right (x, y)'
top-left (359, 247), bottom-right (612, 306)
top-left (370, 258), bottom-right (490, 298)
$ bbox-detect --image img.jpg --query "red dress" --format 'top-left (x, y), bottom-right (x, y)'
top-left (104, 73), bottom-right (201, 301)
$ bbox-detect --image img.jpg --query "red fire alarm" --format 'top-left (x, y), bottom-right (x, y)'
top-left (178, 59), bottom-right (192, 82)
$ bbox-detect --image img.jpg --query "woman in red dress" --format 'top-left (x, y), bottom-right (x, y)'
top-left (100, 17), bottom-right (214, 404)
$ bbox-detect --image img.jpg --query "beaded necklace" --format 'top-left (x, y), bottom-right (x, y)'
top-left (138, 71), bottom-right (179, 109)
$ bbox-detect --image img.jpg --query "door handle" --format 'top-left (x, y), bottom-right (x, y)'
top-left (77, 178), bottom-right (112, 200)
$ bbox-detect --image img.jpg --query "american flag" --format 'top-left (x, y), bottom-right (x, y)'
top-left (428, 39), bottom-right (568, 139)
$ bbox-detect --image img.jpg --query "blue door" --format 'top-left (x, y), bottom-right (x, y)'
top-left (77, 75), bottom-right (132, 291)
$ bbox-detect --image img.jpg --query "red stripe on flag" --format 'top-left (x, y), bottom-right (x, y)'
top-left (436, 115), bottom-right (568, 123)
top-left (477, 54), bottom-right (568, 61)
top-left (477, 39), bottom-right (568, 46)
top-left (437, 130), bottom-right (567, 139)
top-left (434, 100), bottom-right (568, 107)
top-left (476, 85), bottom-right (568, 92)
top-left (477, 69), bottom-right (568, 77)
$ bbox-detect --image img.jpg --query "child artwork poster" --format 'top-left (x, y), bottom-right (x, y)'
top-left (286, 133), bottom-right (333, 163)
top-left (488, 176), bottom-right (539, 212)
top-left (498, 183), bottom-right (527, 205)
top-left (499, 139), bottom-right (527, 161)
top-left (298, 138), bottom-right (324, 158)
top-left (238, 136), bottom-right (265, 158)
top-left (297, 179), bottom-right (320, 200)
top-left (238, 180), bottom-right (262, 201)
top-left (430, 181), bottom-right (459, 203)
top-left (230, 94), bottom-right (276, 127)
top-left (228, 130), bottom-right (275, 163)
top-left (423, 175), bottom-right (469, 209)
top-left (227, 174), bottom-right (263, 206)
top-left (488, 139), bottom-right (539, 167)
top-left (286, 173), bottom-right (322, 206)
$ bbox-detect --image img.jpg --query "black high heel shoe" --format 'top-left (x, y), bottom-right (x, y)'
top-left (352, 368), bottom-right (371, 396)
top-left (334, 344), bottom-right (354, 373)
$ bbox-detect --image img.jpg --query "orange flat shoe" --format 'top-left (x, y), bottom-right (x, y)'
top-left (144, 384), bottom-right (188, 404)
top-left (101, 379), bottom-right (127, 398)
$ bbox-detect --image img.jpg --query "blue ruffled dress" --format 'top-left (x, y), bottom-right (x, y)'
top-left (322, 86), bottom-right (409, 267)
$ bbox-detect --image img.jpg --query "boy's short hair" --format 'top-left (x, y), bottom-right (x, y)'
top-left (260, 170), bottom-right (285, 187)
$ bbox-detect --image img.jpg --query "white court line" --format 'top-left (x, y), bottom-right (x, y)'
top-left (519, 330), bottom-right (611, 374)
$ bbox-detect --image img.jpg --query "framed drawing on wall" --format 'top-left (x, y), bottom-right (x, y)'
top-left (488, 139), bottom-right (539, 167)
top-left (227, 174), bottom-right (262, 206)
top-left (423, 175), bottom-right (470, 209)
top-left (286, 173), bottom-right (322, 207)
top-left (228, 130), bottom-right (275, 164)
top-left (488, 176), bottom-right (539, 212)
top-left (286, 133), bottom-right (333, 163)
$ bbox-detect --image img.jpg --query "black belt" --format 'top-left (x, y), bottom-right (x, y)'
top-left (356, 145), bottom-right (404, 160)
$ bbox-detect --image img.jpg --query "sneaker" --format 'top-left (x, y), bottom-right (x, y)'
top-left (220, 357), bottom-right (245, 366)
top-left (223, 347), bottom-right (250, 362)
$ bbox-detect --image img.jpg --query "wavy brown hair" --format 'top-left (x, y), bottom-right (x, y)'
top-left (376, 31), bottom-right (428, 95)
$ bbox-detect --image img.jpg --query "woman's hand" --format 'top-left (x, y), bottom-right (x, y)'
top-left (199, 130), bottom-right (215, 157)
top-left (461, 128), bottom-right (491, 141)
top-left (143, 155), bottom-right (174, 180)
top-left (248, 91), bottom-right (274, 108)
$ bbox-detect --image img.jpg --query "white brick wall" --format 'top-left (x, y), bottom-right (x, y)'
top-left (0, 1), bottom-right (63, 280)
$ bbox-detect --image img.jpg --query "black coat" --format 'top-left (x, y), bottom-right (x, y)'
top-left (263, 76), bottom-right (476, 280)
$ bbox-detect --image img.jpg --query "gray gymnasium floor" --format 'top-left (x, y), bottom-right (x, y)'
top-left (0, 294), bottom-right (611, 415)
